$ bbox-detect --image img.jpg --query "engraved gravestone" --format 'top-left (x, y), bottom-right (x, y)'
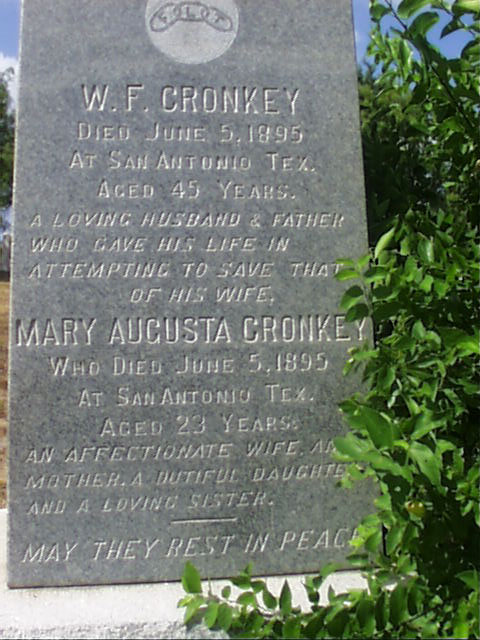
top-left (9, 0), bottom-right (371, 587)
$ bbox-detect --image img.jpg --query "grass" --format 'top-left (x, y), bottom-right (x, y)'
top-left (0, 280), bottom-right (8, 508)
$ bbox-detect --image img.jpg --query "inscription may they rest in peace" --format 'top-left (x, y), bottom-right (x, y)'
top-left (8, 0), bottom-right (371, 587)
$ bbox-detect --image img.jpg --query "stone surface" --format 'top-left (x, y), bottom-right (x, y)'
top-left (9, 0), bottom-right (371, 587)
top-left (0, 509), bottom-right (367, 639)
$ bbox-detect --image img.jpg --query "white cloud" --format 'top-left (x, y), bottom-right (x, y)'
top-left (0, 52), bottom-right (18, 109)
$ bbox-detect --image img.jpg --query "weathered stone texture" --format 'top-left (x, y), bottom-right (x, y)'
top-left (8, 0), bottom-right (370, 587)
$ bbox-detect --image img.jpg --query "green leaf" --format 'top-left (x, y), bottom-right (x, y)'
top-left (441, 115), bottom-right (465, 134)
top-left (183, 595), bottom-right (205, 624)
top-left (340, 285), bottom-right (364, 311)
top-left (326, 609), bottom-right (350, 637)
top-left (280, 581), bottom-right (292, 615)
top-left (453, 0), bottom-right (480, 14)
top-left (411, 412), bottom-right (442, 439)
top-left (398, 0), bottom-right (433, 18)
top-left (371, 3), bottom-right (390, 19)
top-left (357, 253), bottom-right (371, 270)
top-left (221, 585), bottom-right (231, 599)
top-left (373, 301), bottom-right (403, 321)
top-left (334, 433), bottom-right (371, 459)
top-left (204, 601), bottom-right (219, 629)
top-left (375, 591), bottom-right (389, 630)
top-left (379, 365), bottom-right (395, 391)
top-left (408, 11), bottom-right (440, 38)
top-left (461, 39), bottom-right (480, 61)
top-left (363, 450), bottom-right (413, 481)
top-left (457, 335), bottom-right (480, 355)
top-left (347, 553), bottom-right (369, 568)
top-left (251, 580), bottom-right (265, 594)
top-left (412, 319), bottom-right (426, 339)
top-left (441, 329), bottom-right (479, 353)
top-left (247, 611), bottom-right (266, 635)
top-left (386, 524), bottom-right (405, 555)
top-left (398, 38), bottom-right (413, 74)
top-left (336, 257), bottom-right (356, 267)
top-left (409, 442), bottom-right (442, 487)
top-left (358, 406), bottom-right (396, 449)
top-left (262, 587), bottom-right (277, 610)
top-left (231, 574), bottom-right (252, 589)
top-left (453, 621), bottom-right (470, 638)
top-left (305, 611), bottom-right (327, 637)
top-left (375, 493), bottom-right (392, 511)
top-left (283, 617), bottom-right (301, 639)
top-left (217, 603), bottom-right (233, 631)
top-left (237, 591), bottom-right (257, 607)
top-left (374, 227), bottom-right (395, 259)
top-left (178, 595), bottom-right (193, 608)
top-left (425, 330), bottom-right (441, 347)
top-left (336, 268), bottom-right (359, 281)
top-left (390, 584), bottom-right (408, 626)
top-left (365, 266), bottom-right (388, 283)
top-left (418, 237), bottom-right (434, 263)
top-left (317, 562), bottom-right (344, 581)
top-left (456, 569), bottom-right (479, 590)
top-left (345, 303), bottom-right (370, 322)
top-left (356, 597), bottom-right (376, 636)
top-left (182, 562), bottom-right (202, 594)
top-left (407, 582), bottom-right (424, 615)
top-left (365, 529), bottom-right (383, 552)
top-left (419, 274), bottom-right (434, 292)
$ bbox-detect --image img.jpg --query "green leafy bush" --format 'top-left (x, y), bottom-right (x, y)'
top-left (361, 0), bottom-right (479, 241)
top-left (179, 1), bottom-right (479, 637)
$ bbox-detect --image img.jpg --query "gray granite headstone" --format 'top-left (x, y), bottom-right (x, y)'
top-left (8, 0), bottom-right (371, 588)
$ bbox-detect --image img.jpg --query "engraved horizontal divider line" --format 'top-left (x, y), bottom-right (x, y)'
top-left (171, 517), bottom-right (239, 524)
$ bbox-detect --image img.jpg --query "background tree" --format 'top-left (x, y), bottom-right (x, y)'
top-left (0, 69), bottom-right (14, 211)
top-left (359, 0), bottom-right (479, 243)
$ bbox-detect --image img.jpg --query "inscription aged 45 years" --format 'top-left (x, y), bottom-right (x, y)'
top-left (8, 0), bottom-right (372, 587)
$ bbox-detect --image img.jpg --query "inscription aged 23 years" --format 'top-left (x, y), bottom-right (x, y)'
top-left (8, 0), bottom-right (371, 587)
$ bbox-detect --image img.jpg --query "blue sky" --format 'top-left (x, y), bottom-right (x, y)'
top-left (0, 0), bottom-right (19, 60)
top-left (0, 1), bottom-right (372, 61)
top-left (0, 0), bottom-right (372, 101)
top-left (0, 0), bottom-right (473, 105)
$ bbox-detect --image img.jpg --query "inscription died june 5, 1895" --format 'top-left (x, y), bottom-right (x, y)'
top-left (8, 0), bottom-right (371, 587)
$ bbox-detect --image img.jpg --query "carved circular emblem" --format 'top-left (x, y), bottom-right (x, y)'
top-left (146, 0), bottom-right (239, 64)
